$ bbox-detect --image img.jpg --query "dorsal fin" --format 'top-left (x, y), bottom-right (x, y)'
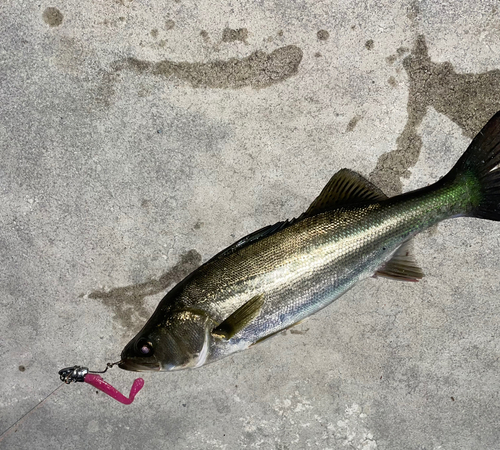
top-left (375, 242), bottom-right (424, 282)
top-left (305, 169), bottom-right (388, 216)
top-left (203, 170), bottom-right (387, 265)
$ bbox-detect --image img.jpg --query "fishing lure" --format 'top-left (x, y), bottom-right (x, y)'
top-left (58, 361), bottom-right (144, 405)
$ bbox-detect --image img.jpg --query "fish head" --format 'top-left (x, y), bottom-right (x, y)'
top-left (119, 310), bottom-right (212, 372)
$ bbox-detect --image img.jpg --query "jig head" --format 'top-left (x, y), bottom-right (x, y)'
top-left (59, 365), bottom-right (89, 383)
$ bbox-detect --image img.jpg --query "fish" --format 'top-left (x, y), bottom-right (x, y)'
top-left (119, 111), bottom-right (500, 372)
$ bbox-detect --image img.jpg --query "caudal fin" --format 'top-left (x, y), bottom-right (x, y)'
top-left (446, 111), bottom-right (500, 220)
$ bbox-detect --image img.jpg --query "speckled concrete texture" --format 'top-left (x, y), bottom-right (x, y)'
top-left (1, 1), bottom-right (500, 449)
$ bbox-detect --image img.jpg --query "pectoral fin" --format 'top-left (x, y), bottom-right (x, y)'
top-left (212, 294), bottom-right (265, 340)
top-left (375, 242), bottom-right (424, 282)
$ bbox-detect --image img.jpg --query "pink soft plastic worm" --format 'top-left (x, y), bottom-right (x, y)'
top-left (84, 374), bottom-right (145, 405)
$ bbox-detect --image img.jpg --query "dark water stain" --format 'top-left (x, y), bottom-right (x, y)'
top-left (388, 76), bottom-right (397, 87)
top-left (222, 27), bottom-right (248, 44)
top-left (346, 115), bottom-right (362, 132)
top-left (386, 55), bottom-right (397, 65)
top-left (406, 0), bottom-right (420, 22)
top-left (165, 20), bottom-right (175, 31)
top-left (150, 29), bottom-right (159, 39)
top-left (317, 30), bottom-right (329, 41)
top-left (43, 7), bottom-right (63, 27)
top-left (365, 39), bottom-right (374, 50)
top-left (87, 250), bottom-right (202, 331)
top-left (370, 35), bottom-right (500, 196)
top-left (200, 30), bottom-right (210, 42)
top-left (94, 70), bottom-right (119, 108)
top-left (110, 45), bottom-right (303, 89)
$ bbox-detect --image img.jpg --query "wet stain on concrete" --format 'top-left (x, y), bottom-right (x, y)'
top-left (346, 115), bottom-right (362, 132)
top-left (43, 7), bottom-right (63, 27)
top-left (365, 39), bottom-right (374, 50)
top-left (87, 250), bottom-right (202, 331)
top-left (386, 55), bottom-right (397, 65)
top-left (222, 27), bottom-right (248, 44)
top-left (370, 35), bottom-right (500, 196)
top-left (165, 19), bottom-right (175, 30)
top-left (317, 30), bottom-right (330, 41)
top-left (94, 70), bottom-right (119, 108)
top-left (111, 45), bottom-right (303, 89)
top-left (388, 76), bottom-right (397, 87)
top-left (406, 0), bottom-right (420, 21)
top-left (200, 30), bottom-right (210, 42)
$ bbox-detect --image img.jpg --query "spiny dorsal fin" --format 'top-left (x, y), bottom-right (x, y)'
top-left (212, 294), bottom-right (264, 340)
top-left (375, 242), bottom-right (424, 282)
top-left (305, 169), bottom-right (388, 217)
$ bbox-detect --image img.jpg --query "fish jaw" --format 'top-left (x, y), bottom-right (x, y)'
top-left (118, 359), bottom-right (162, 372)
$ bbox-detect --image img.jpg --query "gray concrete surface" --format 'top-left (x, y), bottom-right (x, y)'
top-left (1, 1), bottom-right (500, 449)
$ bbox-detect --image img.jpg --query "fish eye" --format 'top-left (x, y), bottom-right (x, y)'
top-left (136, 339), bottom-right (154, 356)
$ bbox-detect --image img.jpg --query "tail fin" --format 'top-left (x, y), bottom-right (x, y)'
top-left (445, 111), bottom-right (500, 220)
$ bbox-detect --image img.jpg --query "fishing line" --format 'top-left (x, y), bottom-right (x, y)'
top-left (0, 383), bottom-right (64, 444)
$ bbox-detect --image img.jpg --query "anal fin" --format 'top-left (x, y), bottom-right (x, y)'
top-left (375, 242), bottom-right (424, 282)
top-left (212, 294), bottom-right (264, 340)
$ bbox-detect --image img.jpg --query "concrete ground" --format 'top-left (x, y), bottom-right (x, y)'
top-left (1, 1), bottom-right (500, 449)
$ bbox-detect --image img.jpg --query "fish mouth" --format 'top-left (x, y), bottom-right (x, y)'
top-left (118, 359), bottom-right (161, 372)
